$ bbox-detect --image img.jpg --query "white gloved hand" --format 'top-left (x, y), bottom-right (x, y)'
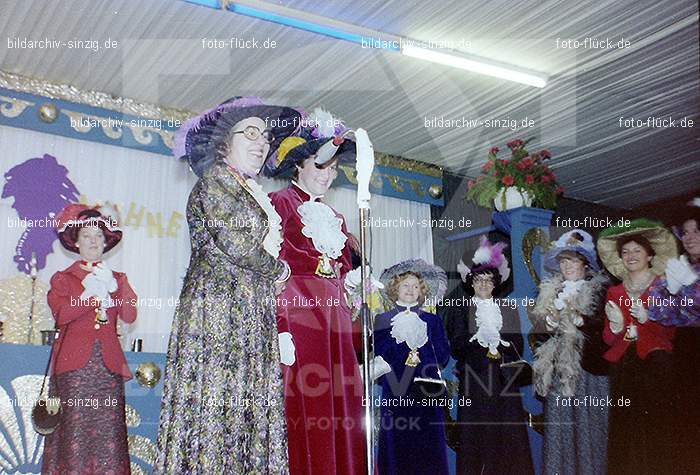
top-left (390, 312), bottom-right (428, 349)
top-left (80, 273), bottom-right (109, 303)
top-left (278, 332), bottom-right (296, 366)
top-left (370, 356), bottom-right (391, 381)
top-left (665, 256), bottom-right (699, 294)
top-left (354, 128), bottom-right (374, 206)
top-left (605, 301), bottom-right (625, 334)
top-left (344, 267), bottom-right (385, 292)
top-left (344, 268), bottom-right (362, 291)
top-left (92, 262), bottom-right (118, 292)
top-left (630, 302), bottom-right (648, 323)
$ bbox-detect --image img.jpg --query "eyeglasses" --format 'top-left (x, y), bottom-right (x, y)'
top-left (473, 277), bottom-right (495, 286)
top-left (231, 126), bottom-right (275, 144)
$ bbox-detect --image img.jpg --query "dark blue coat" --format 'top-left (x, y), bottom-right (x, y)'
top-left (374, 305), bottom-right (451, 475)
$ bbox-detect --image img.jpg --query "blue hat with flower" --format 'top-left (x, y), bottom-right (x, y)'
top-left (544, 229), bottom-right (600, 272)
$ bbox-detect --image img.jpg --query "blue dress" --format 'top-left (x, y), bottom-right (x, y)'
top-left (374, 304), bottom-right (451, 475)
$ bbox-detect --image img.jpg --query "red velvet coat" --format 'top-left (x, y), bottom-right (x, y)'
top-left (270, 184), bottom-right (366, 475)
top-left (47, 261), bottom-right (137, 379)
top-left (603, 281), bottom-right (675, 363)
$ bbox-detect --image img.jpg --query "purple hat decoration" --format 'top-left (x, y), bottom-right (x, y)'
top-left (457, 236), bottom-right (511, 284)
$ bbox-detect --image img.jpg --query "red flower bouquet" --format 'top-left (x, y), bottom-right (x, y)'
top-left (466, 138), bottom-right (562, 209)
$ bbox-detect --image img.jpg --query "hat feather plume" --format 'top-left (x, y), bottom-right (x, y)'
top-left (311, 108), bottom-right (336, 139)
top-left (473, 246), bottom-right (491, 265)
top-left (468, 236), bottom-right (510, 282)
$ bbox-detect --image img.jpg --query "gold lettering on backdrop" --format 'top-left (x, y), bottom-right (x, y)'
top-left (69, 196), bottom-right (184, 237)
top-left (146, 212), bottom-right (164, 238)
top-left (125, 203), bottom-right (145, 228)
top-left (166, 211), bottom-right (184, 238)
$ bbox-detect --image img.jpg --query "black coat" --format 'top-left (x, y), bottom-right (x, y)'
top-left (446, 300), bottom-right (534, 475)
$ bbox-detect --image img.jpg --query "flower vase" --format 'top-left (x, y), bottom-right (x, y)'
top-left (494, 187), bottom-right (533, 211)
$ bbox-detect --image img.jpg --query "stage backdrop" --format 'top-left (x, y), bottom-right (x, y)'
top-left (0, 124), bottom-right (434, 352)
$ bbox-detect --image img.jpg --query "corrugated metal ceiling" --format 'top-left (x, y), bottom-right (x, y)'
top-left (0, 0), bottom-right (697, 208)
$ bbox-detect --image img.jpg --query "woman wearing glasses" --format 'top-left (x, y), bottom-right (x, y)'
top-left (155, 97), bottom-right (301, 474)
top-left (448, 237), bottom-right (534, 475)
top-left (263, 109), bottom-right (367, 475)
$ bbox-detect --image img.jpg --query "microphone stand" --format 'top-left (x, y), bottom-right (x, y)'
top-left (27, 252), bottom-right (38, 344)
top-left (354, 128), bottom-right (375, 475)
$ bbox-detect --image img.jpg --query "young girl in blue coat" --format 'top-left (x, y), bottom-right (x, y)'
top-left (372, 259), bottom-right (451, 475)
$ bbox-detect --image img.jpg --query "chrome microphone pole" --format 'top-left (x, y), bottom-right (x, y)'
top-left (359, 206), bottom-right (373, 475)
top-left (354, 128), bottom-right (375, 475)
top-left (27, 252), bottom-right (38, 344)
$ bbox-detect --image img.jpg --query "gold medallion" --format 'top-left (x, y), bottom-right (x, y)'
top-left (623, 323), bottom-right (638, 341)
top-left (405, 348), bottom-right (420, 367)
top-left (95, 308), bottom-right (108, 325)
top-left (314, 254), bottom-right (336, 278)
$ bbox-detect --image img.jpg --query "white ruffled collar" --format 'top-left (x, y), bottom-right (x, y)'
top-left (242, 178), bottom-right (283, 258)
top-left (554, 278), bottom-right (585, 311)
top-left (470, 296), bottom-right (510, 353)
top-left (297, 197), bottom-right (347, 259)
top-left (396, 300), bottom-right (419, 311)
top-left (563, 278), bottom-right (585, 289)
top-left (390, 302), bottom-right (427, 349)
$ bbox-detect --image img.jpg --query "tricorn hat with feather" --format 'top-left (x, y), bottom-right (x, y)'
top-left (263, 108), bottom-right (356, 177)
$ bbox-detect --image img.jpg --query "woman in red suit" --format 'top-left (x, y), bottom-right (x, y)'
top-left (597, 219), bottom-right (677, 475)
top-left (264, 109), bottom-right (366, 475)
top-left (42, 204), bottom-right (137, 475)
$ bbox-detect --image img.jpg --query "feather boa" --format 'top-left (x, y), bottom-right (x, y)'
top-left (532, 272), bottom-right (608, 396)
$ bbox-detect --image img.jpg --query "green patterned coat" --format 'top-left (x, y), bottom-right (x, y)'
top-left (155, 161), bottom-right (288, 474)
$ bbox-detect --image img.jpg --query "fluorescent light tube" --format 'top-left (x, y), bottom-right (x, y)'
top-left (182, 1), bottom-right (546, 87)
top-left (183, 0), bottom-right (220, 8)
top-left (402, 44), bottom-right (548, 88)
top-left (225, 2), bottom-right (399, 51)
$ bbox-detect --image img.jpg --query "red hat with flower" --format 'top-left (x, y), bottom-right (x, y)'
top-left (55, 203), bottom-right (122, 253)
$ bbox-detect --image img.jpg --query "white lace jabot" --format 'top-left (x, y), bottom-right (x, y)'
top-left (297, 200), bottom-right (347, 259)
top-left (470, 297), bottom-right (510, 354)
top-left (554, 279), bottom-right (585, 311)
top-left (390, 301), bottom-right (427, 349)
top-left (244, 178), bottom-right (283, 258)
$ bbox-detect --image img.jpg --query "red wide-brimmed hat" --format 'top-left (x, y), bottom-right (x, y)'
top-left (56, 203), bottom-right (122, 253)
